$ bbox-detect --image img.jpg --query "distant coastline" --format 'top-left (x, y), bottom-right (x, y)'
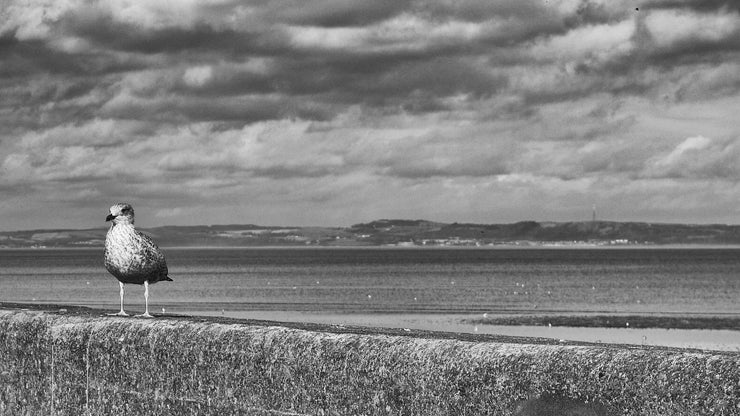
top-left (4, 219), bottom-right (740, 248)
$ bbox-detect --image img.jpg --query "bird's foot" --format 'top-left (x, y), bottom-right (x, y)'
top-left (135, 312), bottom-right (154, 318)
top-left (107, 311), bottom-right (129, 317)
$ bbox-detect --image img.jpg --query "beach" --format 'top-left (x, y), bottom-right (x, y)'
top-left (182, 309), bottom-right (740, 352)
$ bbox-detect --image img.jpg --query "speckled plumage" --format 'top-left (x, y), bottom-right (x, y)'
top-left (105, 223), bottom-right (169, 284)
top-left (104, 203), bottom-right (171, 317)
top-left (105, 204), bottom-right (169, 284)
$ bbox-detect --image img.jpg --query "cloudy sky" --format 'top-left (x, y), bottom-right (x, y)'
top-left (1, 0), bottom-right (739, 230)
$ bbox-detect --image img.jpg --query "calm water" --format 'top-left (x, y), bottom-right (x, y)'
top-left (1, 247), bottom-right (739, 315)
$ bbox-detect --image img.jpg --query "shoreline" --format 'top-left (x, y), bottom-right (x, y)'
top-left (463, 313), bottom-right (740, 330)
top-left (6, 301), bottom-right (739, 329)
top-left (182, 309), bottom-right (740, 352)
top-left (6, 244), bottom-right (740, 250)
top-left (4, 302), bottom-right (739, 351)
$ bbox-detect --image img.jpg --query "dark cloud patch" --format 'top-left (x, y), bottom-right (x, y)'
top-left (0, 40), bottom-right (85, 76)
top-left (279, 55), bottom-right (507, 112)
top-left (101, 92), bottom-right (334, 124)
top-left (250, 165), bottom-right (340, 179)
top-left (421, 0), bottom-right (550, 23)
top-left (643, 0), bottom-right (740, 13)
top-left (59, 9), bottom-right (287, 56)
top-left (20, 76), bottom-right (101, 104)
top-left (266, 54), bottom-right (418, 97)
top-left (0, 103), bottom-right (99, 134)
top-left (172, 49), bottom-right (506, 116)
top-left (581, 149), bottom-right (648, 177)
top-left (71, 19), bottom-right (242, 54)
top-left (383, 158), bottom-right (510, 179)
top-left (0, 31), bottom-right (19, 56)
top-left (370, 57), bottom-right (506, 99)
top-left (519, 80), bottom-right (607, 110)
top-left (53, 78), bottom-right (102, 101)
top-left (0, 38), bottom-right (148, 79)
top-left (105, 96), bottom-right (276, 123)
top-left (266, 0), bottom-right (411, 27)
top-left (642, 38), bottom-right (740, 70)
top-left (563, 0), bottom-right (627, 27)
top-left (0, 72), bottom-right (119, 134)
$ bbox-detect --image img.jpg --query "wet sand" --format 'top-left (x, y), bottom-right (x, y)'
top-left (183, 310), bottom-right (740, 352)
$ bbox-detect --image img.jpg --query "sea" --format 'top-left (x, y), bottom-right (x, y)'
top-left (1, 247), bottom-right (739, 350)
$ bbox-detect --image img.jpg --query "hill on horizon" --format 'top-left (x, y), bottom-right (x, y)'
top-left (2, 219), bottom-right (740, 248)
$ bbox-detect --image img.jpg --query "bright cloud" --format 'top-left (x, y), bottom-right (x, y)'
top-left (531, 19), bottom-right (636, 62)
top-left (183, 65), bottom-right (214, 87)
top-left (645, 9), bottom-right (740, 48)
top-left (287, 14), bottom-right (488, 54)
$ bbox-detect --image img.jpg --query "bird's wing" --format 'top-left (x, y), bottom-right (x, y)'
top-left (135, 230), bottom-right (169, 278)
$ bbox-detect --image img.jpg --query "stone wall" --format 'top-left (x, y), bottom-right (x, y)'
top-left (1, 305), bottom-right (738, 415)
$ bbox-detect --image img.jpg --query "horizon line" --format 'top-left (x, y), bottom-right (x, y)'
top-left (2, 218), bottom-right (739, 234)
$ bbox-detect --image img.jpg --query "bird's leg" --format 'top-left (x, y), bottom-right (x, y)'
top-left (136, 280), bottom-right (153, 318)
top-left (107, 282), bottom-right (129, 316)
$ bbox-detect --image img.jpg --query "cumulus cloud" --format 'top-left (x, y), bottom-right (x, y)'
top-left (644, 135), bottom-right (740, 179)
top-left (182, 65), bottom-right (213, 87)
top-left (645, 9), bottom-right (739, 48)
top-left (531, 19), bottom-right (636, 62)
top-left (286, 13), bottom-right (488, 54)
top-left (0, 0), bottom-right (739, 229)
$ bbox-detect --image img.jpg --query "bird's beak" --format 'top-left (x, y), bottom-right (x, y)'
top-left (106, 214), bottom-right (115, 222)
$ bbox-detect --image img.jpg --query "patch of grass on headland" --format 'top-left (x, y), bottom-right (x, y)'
top-left (463, 314), bottom-right (740, 330)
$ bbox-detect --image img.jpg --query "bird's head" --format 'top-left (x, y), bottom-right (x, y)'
top-left (106, 203), bottom-right (135, 225)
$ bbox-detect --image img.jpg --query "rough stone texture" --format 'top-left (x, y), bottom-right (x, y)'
top-left (0, 306), bottom-right (738, 415)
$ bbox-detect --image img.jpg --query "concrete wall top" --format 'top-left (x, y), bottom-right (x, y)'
top-left (1, 303), bottom-right (738, 415)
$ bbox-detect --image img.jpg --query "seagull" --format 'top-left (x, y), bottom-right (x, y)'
top-left (104, 203), bottom-right (172, 318)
